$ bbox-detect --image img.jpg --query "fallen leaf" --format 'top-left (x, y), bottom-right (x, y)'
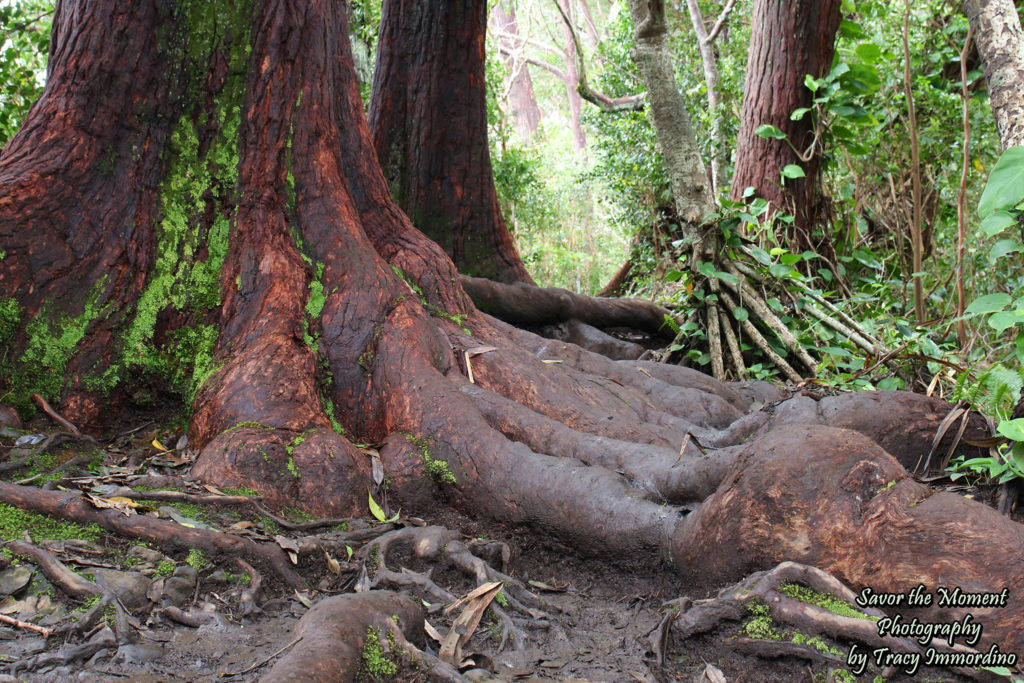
top-left (439, 581), bottom-right (502, 665)
top-left (368, 450), bottom-right (384, 486)
top-left (354, 566), bottom-right (371, 593)
top-left (151, 439), bottom-right (169, 452)
top-left (322, 548), bottom-right (341, 576)
top-left (424, 620), bottom-right (443, 643)
top-left (84, 494), bottom-right (137, 516)
top-left (274, 535), bottom-right (300, 564)
top-left (293, 591), bottom-right (313, 609)
top-left (702, 663), bottom-right (727, 683)
top-left (368, 490), bottom-right (387, 522)
top-left (229, 521), bottom-right (255, 530)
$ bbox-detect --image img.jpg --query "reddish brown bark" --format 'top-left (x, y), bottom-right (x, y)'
top-left (0, 2), bottom-right (176, 421)
top-left (730, 0), bottom-right (842, 250)
top-left (368, 0), bottom-right (534, 285)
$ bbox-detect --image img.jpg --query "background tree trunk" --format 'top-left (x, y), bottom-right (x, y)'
top-left (490, 3), bottom-right (543, 142)
top-left (965, 0), bottom-right (1024, 150)
top-left (559, 0), bottom-right (588, 151)
top-left (729, 0), bottom-right (842, 251)
top-left (369, 0), bottom-right (535, 285)
top-left (626, 0), bottom-right (717, 247)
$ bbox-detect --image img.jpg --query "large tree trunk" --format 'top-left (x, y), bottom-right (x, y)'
top-left (368, 0), bottom-right (534, 285)
top-left (965, 0), bottom-right (1024, 150)
top-left (3, 0), bottom-right (1024, 662)
top-left (0, 1), bottom-right (180, 421)
top-left (729, 0), bottom-right (842, 251)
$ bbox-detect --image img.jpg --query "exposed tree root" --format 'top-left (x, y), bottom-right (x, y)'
top-left (673, 424), bottom-right (1024, 656)
top-left (7, 628), bottom-right (118, 677)
top-left (460, 274), bottom-right (673, 339)
top-left (7, 540), bottom-right (105, 601)
top-left (655, 562), bottom-right (999, 681)
top-left (357, 525), bottom-right (549, 651)
top-left (0, 481), bottom-right (304, 588)
top-left (261, 591), bottom-right (425, 682)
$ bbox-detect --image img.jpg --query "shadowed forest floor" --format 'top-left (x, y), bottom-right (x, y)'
top-left (1, 398), bottom-right (1018, 682)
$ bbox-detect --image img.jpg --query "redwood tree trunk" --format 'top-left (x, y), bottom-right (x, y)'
top-left (0, 2), bottom-right (178, 422)
top-left (368, 0), bottom-right (535, 285)
top-left (730, 0), bottom-right (842, 250)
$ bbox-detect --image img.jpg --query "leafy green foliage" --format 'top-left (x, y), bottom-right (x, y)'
top-left (0, 0), bottom-right (51, 148)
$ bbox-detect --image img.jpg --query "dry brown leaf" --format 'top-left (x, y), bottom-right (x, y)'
top-left (702, 663), bottom-right (727, 683)
top-left (274, 535), bottom-right (300, 564)
top-left (229, 521), bottom-right (255, 530)
top-left (322, 548), bottom-right (341, 576)
top-left (84, 494), bottom-right (137, 516)
top-left (367, 450), bottom-right (384, 486)
top-left (465, 345), bottom-right (497, 357)
top-left (424, 620), bottom-right (443, 643)
top-left (439, 581), bottom-right (502, 664)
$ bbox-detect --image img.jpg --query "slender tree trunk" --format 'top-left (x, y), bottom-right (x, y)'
top-left (965, 0), bottom-right (1024, 150)
top-left (729, 0), bottom-right (842, 250)
top-left (369, 0), bottom-right (534, 285)
top-left (626, 0), bottom-right (716, 252)
top-left (560, 0), bottom-right (587, 151)
top-left (490, 3), bottom-right (543, 142)
top-left (684, 0), bottom-right (736, 197)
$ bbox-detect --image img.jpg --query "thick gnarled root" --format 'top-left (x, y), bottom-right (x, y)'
top-left (653, 562), bottom-right (1002, 681)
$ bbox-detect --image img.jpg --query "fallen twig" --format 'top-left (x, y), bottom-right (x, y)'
top-left (0, 613), bottom-right (53, 638)
top-left (221, 636), bottom-right (303, 677)
top-left (31, 393), bottom-right (81, 435)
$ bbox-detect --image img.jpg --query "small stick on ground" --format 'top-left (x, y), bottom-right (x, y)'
top-left (31, 393), bottom-right (81, 435)
top-left (0, 613), bottom-right (53, 638)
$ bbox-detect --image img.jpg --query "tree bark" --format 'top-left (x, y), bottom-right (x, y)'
top-left (965, 0), bottom-right (1024, 150)
top-left (0, 1), bottom-right (180, 421)
top-left (369, 0), bottom-right (535, 285)
top-left (490, 3), bottom-right (543, 142)
top-left (729, 0), bottom-right (842, 250)
top-left (626, 0), bottom-right (716, 250)
top-left (559, 0), bottom-right (588, 151)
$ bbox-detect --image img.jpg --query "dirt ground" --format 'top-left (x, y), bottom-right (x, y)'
top-left (0, 402), bottom-right (1020, 682)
